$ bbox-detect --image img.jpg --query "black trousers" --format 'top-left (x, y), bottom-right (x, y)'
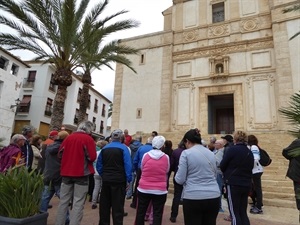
top-left (131, 168), bottom-right (141, 207)
top-left (99, 182), bottom-right (126, 225)
top-left (252, 172), bottom-right (263, 209)
top-left (227, 184), bottom-right (250, 225)
top-left (135, 191), bottom-right (167, 225)
top-left (293, 181), bottom-right (300, 210)
top-left (170, 179), bottom-right (183, 218)
top-left (182, 197), bottom-right (219, 225)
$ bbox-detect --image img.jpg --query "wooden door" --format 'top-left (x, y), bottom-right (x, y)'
top-left (216, 108), bottom-right (234, 134)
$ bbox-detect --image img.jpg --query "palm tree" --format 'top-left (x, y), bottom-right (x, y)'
top-left (0, 0), bottom-right (118, 129)
top-left (283, 3), bottom-right (300, 40)
top-left (279, 92), bottom-right (300, 138)
top-left (76, 1), bottom-right (139, 123)
top-left (108, 103), bottom-right (113, 118)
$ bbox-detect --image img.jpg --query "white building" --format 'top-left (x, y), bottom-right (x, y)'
top-left (14, 61), bottom-right (111, 139)
top-left (0, 47), bottom-right (30, 146)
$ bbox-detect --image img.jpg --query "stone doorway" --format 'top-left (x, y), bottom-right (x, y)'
top-left (208, 94), bottom-right (234, 134)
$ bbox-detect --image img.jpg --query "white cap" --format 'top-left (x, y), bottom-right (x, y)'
top-left (152, 135), bottom-right (165, 149)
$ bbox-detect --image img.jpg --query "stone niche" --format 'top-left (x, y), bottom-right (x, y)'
top-left (209, 55), bottom-right (229, 81)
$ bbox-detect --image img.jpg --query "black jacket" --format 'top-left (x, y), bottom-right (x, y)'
top-left (282, 139), bottom-right (300, 183)
top-left (43, 139), bottom-right (63, 185)
top-left (220, 143), bottom-right (254, 187)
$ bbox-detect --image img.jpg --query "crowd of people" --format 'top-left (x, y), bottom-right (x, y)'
top-left (0, 122), bottom-right (300, 225)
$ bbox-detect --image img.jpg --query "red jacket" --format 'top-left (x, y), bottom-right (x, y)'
top-left (59, 132), bottom-right (96, 177)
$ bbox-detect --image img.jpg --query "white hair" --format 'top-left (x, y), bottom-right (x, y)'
top-left (77, 121), bottom-right (94, 134)
top-left (10, 134), bottom-right (26, 144)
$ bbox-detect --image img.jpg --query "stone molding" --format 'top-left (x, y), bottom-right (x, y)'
top-left (173, 38), bottom-right (274, 61)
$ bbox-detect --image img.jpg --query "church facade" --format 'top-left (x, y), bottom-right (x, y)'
top-left (112, 0), bottom-right (300, 139)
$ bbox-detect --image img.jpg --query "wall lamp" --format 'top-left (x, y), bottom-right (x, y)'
top-left (10, 98), bottom-right (21, 109)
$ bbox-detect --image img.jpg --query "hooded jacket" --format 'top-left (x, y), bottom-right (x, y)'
top-left (138, 149), bottom-right (169, 195)
top-left (282, 139), bottom-right (300, 183)
top-left (43, 139), bottom-right (64, 185)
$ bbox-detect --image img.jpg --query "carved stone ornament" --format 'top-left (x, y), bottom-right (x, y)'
top-left (241, 19), bottom-right (260, 32)
top-left (183, 30), bottom-right (198, 42)
top-left (208, 24), bottom-right (229, 37)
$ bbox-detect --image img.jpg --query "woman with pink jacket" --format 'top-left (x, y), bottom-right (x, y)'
top-left (135, 135), bottom-right (170, 225)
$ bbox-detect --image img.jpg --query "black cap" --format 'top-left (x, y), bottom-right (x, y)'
top-left (221, 134), bottom-right (233, 142)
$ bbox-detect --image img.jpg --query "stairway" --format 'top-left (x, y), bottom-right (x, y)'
top-left (262, 150), bottom-right (296, 208)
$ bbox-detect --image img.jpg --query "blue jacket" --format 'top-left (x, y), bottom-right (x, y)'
top-left (133, 143), bottom-right (152, 171)
top-left (96, 141), bottom-right (132, 183)
top-left (220, 143), bottom-right (254, 188)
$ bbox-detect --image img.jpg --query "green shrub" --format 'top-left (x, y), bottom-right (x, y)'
top-left (0, 167), bottom-right (44, 218)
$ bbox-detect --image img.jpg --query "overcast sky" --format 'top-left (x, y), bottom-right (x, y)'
top-left (92, 0), bottom-right (173, 101)
top-left (0, 0), bottom-right (173, 101)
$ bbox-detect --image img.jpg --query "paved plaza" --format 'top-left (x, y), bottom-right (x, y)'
top-left (46, 194), bottom-right (298, 225)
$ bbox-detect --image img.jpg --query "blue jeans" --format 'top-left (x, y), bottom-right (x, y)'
top-left (126, 172), bottom-right (136, 198)
top-left (40, 184), bottom-right (70, 223)
top-left (216, 173), bottom-right (224, 209)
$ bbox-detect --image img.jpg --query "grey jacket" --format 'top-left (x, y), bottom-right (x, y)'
top-left (175, 144), bottom-right (220, 200)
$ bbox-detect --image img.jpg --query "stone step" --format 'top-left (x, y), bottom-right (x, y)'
top-left (263, 198), bottom-right (297, 209)
top-left (263, 191), bottom-right (294, 200)
top-left (262, 179), bottom-right (293, 188)
top-left (263, 185), bottom-right (293, 193)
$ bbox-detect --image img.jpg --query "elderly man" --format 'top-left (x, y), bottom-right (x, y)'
top-left (214, 139), bottom-right (225, 212)
top-left (55, 121), bottom-right (96, 225)
top-left (96, 129), bottom-right (132, 225)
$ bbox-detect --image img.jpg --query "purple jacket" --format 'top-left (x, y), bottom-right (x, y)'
top-left (170, 147), bottom-right (185, 175)
top-left (0, 144), bottom-right (22, 172)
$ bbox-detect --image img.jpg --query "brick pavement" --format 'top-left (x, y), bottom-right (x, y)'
top-left (47, 196), bottom-right (295, 225)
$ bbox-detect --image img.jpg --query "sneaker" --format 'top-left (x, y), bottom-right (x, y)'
top-left (91, 204), bottom-right (97, 209)
top-left (169, 217), bottom-right (176, 223)
top-left (250, 206), bottom-right (263, 214)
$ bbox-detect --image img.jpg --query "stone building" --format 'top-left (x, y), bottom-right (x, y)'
top-left (112, 0), bottom-right (299, 138)
top-left (112, 0), bottom-right (300, 210)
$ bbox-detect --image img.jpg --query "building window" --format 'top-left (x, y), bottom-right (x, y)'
top-left (88, 95), bottom-right (91, 108)
top-left (100, 120), bottom-right (104, 134)
top-left (27, 71), bottom-right (36, 82)
top-left (140, 54), bottom-right (145, 64)
top-left (44, 98), bottom-right (53, 116)
top-left (92, 117), bottom-right (96, 131)
top-left (0, 56), bottom-right (9, 70)
top-left (10, 64), bottom-right (19, 75)
top-left (212, 2), bottom-right (225, 23)
top-left (74, 109), bottom-right (79, 124)
top-left (136, 108), bottom-right (142, 119)
top-left (49, 74), bottom-right (56, 92)
top-left (77, 88), bottom-right (82, 102)
top-left (101, 104), bottom-right (106, 117)
top-left (94, 99), bottom-right (98, 113)
top-left (18, 95), bottom-right (31, 113)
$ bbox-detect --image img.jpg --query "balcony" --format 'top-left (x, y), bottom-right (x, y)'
top-left (101, 109), bottom-right (106, 117)
top-left (94, 106), bottom-right (98, 113)
top-left (22, 78), bottom-right (35, 90)
top-left (44, 109), bottom-right (53, 117)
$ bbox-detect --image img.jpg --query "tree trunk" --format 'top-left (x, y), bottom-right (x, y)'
top-left (50, 85), bottom-right (67, 130)
top-left (78, 70), bottom-right (92, 124)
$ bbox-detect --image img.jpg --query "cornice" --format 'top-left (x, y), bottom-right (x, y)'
top-left (173, 37), bottom-right (274, 61)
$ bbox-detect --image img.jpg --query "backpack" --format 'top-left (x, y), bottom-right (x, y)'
top-left (259, 148), bottom-right (272, 167)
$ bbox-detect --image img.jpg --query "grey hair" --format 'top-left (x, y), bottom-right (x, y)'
top-left (10, 134), bottom-right (26, 144)
top-left (77, 121), bottom-right (94, 134)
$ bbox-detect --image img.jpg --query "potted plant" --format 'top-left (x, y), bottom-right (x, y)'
top-left (0, 167), bottom-right (48, 225)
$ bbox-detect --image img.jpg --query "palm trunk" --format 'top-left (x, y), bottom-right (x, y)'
top-left (78, 70), bottom-right (92, 124)
top-left (50, 85), bottom-right (67, 130)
